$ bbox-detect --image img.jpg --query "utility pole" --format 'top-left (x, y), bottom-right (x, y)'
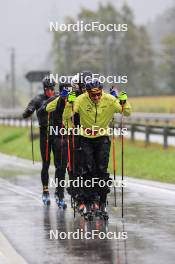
top-left (5, 74), bottom-right (10, 106)
top-left (30, 82), bottom-right (33, 98)
top-left (11, 48), bottom-right (16, 108)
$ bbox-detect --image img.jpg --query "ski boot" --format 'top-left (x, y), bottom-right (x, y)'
top-left (42, 187), bottom-right (50, 206)
top-left (84, 204), bottom-right (93, 221)
top-left (99, 203), bottom-right (109, 221)
top-left (55, 194), bottom-right (67, 209)
top-left (58, 199), bottom-right (67, 209)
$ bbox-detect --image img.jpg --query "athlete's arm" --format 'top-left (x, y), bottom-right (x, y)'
top-left (114, 92), bottom-right (132, 116)
top-left (63, 92), bottom-right (78, 121)
top-left (46, 96), bottom-right (60, 112)
top-left (22, 97), bottom-right (37, 118)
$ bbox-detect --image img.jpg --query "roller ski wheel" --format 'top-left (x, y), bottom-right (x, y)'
top-left (83, 204), bottom-right (93, 221)
top-left (42, 192), bottom-right (50, 206)
top-left (84, 213), bottom-right (93, 221)
top-left (100, 212), bottom-right (109, 221)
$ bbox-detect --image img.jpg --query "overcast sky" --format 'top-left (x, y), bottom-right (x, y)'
top-left (0, 0), bottom-right (174, 82)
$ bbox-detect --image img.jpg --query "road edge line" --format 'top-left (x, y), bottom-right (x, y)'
top-left (0, 231), bottom-right (28, 264)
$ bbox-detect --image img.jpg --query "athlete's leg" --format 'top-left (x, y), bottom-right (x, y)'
top-left (54, 135), bottom-right (67, 199)
top-left (40, 128), bottom-right (51, 189)
top-left (94, 136), bottom-right (111, 204)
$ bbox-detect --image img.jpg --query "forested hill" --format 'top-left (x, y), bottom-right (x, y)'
top-left (147, 5), bottom-right (175, 50)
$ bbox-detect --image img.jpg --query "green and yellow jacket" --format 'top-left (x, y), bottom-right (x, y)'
top-left (63, 91), bottom-right (132, 138)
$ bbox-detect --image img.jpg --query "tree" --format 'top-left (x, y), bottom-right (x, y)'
top-left (52, 3), bottom-right (156, 96)
top-left (161, 35), bottom-right (175, 93)
top-left (160, 2), bottom-right (175, 93)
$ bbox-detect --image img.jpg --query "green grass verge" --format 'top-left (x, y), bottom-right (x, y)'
top-left (0, 125), bottom-right (41, 161)
top-left (109, 139), bottom-right (175, 184)
top-left (0, 126), bottom-right (175, 184)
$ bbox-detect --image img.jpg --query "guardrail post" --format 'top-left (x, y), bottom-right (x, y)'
top-left (163, 127), bottom-right (168, 149)
top-left (165, 120), bottom-right (169, 126)
top-left (2, 117), bottom-right (5, 125)
top-left (131, 124), bottom-right (135, 141)
top-left (145, 125), bottom-right (150, 146)
top-left (19, 117), bottom-right (23, 127)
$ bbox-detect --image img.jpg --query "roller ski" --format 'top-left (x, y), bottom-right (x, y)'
top-left (55, 194), bottom-right (67, 209)
top-left (77, 203), bottom-right (85, 216)
top-left (99, 203), bottom-right (109, 221)
top-left (83, 204), bottom-right (93, 221)
top-left (42, 187), bottom-right (50, 206)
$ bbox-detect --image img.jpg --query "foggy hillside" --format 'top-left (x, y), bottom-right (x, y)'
top-left (147, 6), bottom-right (175, 51)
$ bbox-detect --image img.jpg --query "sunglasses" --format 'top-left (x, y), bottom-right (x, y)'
top-left (90, 92), bottom-right (102, 97)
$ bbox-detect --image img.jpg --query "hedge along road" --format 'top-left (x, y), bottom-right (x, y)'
top-left (0, 153), bottom-right (175, 264)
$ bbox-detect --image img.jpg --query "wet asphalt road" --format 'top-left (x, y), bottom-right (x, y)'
top-left (0, 153), bottom-right (175, 264)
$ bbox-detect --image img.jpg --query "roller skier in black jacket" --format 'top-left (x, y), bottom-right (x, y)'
top-left (22, 76), bottom-right (57, 205)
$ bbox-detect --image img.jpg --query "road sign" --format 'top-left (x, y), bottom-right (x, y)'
top-left (25, 71), bottom-right (50, 83)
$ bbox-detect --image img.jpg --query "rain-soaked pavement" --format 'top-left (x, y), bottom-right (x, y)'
top-left (0, 153), bottom-right (175, 264)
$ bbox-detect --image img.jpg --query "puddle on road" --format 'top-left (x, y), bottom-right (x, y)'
top-left (0, 159), bottom-right (175, 264)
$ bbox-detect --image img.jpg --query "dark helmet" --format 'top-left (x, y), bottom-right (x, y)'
top-left (42, 76), bottom-right (56, 90)
top-left (59, 76), bottom-right (72, 92)
top-left (71, 71), bottom-right (93, 92)
top-left (80, 70), bottom-right (92, 84)
top-left (85, 80), bottom-right (103, 91)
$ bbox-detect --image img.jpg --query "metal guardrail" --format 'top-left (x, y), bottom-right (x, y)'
top-left (128, 112), bottom-right (175, 122)
top-left (1, 116), bottom-right (175, 148)
top-left (124, 123), bottom-right (175, 149)
top-left (0, 117), bottom-right (38, 127)
top-left (0, 109), bottom-right (23, 118)
top-left (1, 110), bottom-right (175, 122)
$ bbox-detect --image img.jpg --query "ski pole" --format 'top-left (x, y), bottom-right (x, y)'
top-left (60, 123), bottom-right (64, 167)
top-left (121, 102), bottom-right (124, 218)
top-left (64, 96), bottom-right (74, 210)
top-left (71, 103), bottom-right (76, 218)
top-left (122, 220), bottom-right (128, 264)
top-left (67, 130), bottom-right (71, 172)
top-left (46, 112), bottom-right (50, 162)
top-left (71, 103), bottom-right (75, 175)
top-left (112, 117), bottom-right (117, 207)
top-left (68, 140), bottom-right (75, 212)
top-left (66, 119), bottom-right (74, 210)
top-left (60, 98), bottom-right (67, 167)
top-left (30, 115), bottom-right (35, 164)
top-left (67, 120), bottom-right (75, 217)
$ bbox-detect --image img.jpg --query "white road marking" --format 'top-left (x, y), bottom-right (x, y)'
top-left (0, 232), bottom-right (28, 264)
top-left (0, 178), bottom-right (42, 204)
